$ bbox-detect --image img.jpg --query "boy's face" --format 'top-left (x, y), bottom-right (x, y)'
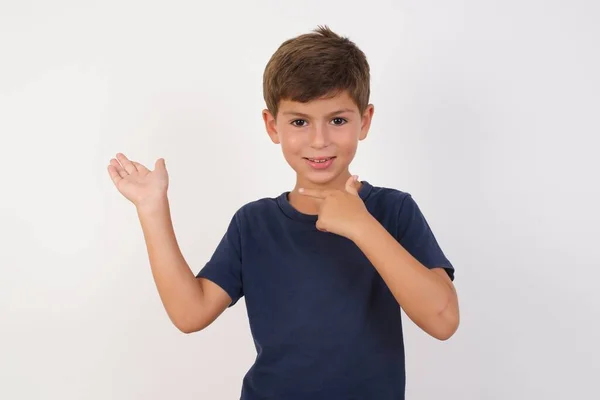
top-left (263, 90), bottom-right (374, 188)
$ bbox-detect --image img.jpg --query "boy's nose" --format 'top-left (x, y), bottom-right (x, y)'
top-left (309, 126), bottom-right (329, 149)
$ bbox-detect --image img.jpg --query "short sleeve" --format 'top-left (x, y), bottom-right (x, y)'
top-left (196, 212), bottom-right (244, 307)
top-left (396, 194), bottom-right (455, 281)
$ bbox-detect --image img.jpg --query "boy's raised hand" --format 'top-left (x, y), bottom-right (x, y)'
top-left (298, 175), bottom-right (372, 240)
top-left (107, 153), bottom-right (169, 209)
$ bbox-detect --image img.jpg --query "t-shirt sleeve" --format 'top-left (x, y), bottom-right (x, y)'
top-left (396, 194), bottom-right (455, 281)
top-left (195, 212), bottom-right (244, 307)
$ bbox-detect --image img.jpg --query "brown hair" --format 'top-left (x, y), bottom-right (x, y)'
top-left (263, 25), bottom-right (371, 119)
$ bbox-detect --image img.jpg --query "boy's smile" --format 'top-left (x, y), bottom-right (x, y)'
top-left (304, 156), bottom-right (336, 170)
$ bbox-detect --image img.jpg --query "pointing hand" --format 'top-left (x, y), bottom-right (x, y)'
top-left (298, 175), bottom-right (372, 240)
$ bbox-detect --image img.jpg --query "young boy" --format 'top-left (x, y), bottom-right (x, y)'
top-left (108, 26), bottom-right (459, 400)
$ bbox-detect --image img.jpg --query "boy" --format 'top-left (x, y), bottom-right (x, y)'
top-left (108, 26), bottom-right (459, 399)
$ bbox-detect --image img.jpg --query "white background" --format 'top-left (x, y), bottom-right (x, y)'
top-left (1, 0), bottom-right (599, 399)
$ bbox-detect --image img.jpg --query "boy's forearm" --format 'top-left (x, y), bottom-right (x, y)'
top-left (351, 215), bottom-right (459, 340)
top-left (136, 197), bottom-right (205, 332)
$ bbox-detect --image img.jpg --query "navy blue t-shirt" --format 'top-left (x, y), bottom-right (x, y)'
top-left (196, 181), bottom-right (454, 400)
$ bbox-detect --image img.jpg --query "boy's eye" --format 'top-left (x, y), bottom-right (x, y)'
top-left (291, 119), bottom-right (307, 127)
top-left (290, 118), bottom-right (347, 127)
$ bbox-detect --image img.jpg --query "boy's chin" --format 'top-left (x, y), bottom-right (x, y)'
top-left (297, 170), bottom-right (346, 186)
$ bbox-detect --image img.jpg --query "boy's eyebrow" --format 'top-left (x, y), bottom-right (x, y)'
top-left (282, 108), bottom-right (356, 118)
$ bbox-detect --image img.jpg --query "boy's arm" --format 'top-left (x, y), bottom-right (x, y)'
top-left (351, 219), bottom-right (459, 341)
top-left (298, 177), bottom-right (459, 341)
top-left (137, 197), bottom-right (231, 333)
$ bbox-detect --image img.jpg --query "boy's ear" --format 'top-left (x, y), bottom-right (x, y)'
top-left (262, 109), bottom-right (280, 144)
top-left (359, 104), bottom-right (375, 141)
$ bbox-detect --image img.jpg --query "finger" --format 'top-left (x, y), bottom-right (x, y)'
top-left (345, 175), bottom-right (359, 195)
top-left (298, 188), bottom-right (327, 199)
top-left (116, 153), bottom-right (138, 175)
top-left (107, 165), bottom-right (123, 185)
top-left (316, 219), bottom-right (327, 232)
top-left (154, 158), bottom-right (166, 171)
top-left (110, 158), bottom-right (128, 178)
top-left (133, 161), bottom-right (150, 174)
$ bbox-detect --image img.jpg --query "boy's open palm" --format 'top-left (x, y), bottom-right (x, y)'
top-left (299, 175), bottom-right (371, 240)
top-left (107, 153), bottom-right (169, 208)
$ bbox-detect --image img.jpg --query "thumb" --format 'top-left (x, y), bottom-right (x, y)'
top-left (155, 158), bottom-right (166, 170)
top-left (345, 175), bottom-right (359, 195)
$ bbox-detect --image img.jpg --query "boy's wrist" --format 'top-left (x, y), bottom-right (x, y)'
top-left (348, 212), bottom-right (379, 243)
top-left (136, 194), bottom-right (170, 216)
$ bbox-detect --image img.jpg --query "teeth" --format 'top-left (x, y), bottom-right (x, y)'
top-left (309, 158), bottom-right (331, 163)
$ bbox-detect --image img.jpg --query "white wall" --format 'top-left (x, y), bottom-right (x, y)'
top-left (1, 1), bottom-right (599, 399)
